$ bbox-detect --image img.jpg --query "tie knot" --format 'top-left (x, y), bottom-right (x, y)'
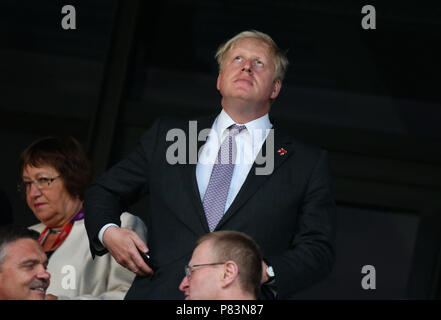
top-left (229, 124), bottom-right (246, 136)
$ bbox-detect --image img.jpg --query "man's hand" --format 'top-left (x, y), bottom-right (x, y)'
top-left (261, 260), bottom-right (270, 284)
top-left (102, 226), bottom-right (153, 276)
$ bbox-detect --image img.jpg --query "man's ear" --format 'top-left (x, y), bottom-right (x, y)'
top-left (220, 261), bottom-right (239, 288)
top-left (216, 73), bottom-right (222, 91)
top-left (270, 79), bottom-right (281, 100)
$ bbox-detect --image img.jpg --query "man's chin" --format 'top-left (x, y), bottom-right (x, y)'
top-left (29, 289), bottom-right (47, 300)
top-left (184, 292), bottom-right (196, 300)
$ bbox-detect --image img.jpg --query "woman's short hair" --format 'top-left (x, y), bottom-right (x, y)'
top-left (215, 30), bottom-right (289, 82)
top-left (19, 136), bottom-right (92, 200)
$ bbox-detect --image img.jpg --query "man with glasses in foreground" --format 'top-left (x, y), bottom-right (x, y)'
top-left (179, 231), bottom-right (262, 300)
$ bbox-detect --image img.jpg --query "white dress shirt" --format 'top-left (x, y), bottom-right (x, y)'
top-left (99, 109), bottom-right (272, 244)
top-left (196, 109), bottom-right (272, 212)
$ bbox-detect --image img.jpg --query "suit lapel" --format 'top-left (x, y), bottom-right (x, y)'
top-left (177, 115), bottom-right (216, 233)
top-left (215, 124), bottom-right (295, 230)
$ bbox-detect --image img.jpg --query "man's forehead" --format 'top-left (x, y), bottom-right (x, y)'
top-left (191, 240), bottom-right (214, 263)
top-left (5, 239), bottom-right (46, 263)
top-left (229, 38), bottom-right (271, 54)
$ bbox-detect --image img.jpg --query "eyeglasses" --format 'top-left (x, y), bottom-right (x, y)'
top-left (18, 176), bottom-right (61, 193)
top-left (184, 262), bottom-right (225, 280)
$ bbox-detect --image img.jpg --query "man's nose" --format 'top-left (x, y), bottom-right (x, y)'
top-left (179, 276), bottom-right (189, 292)
top-left (37, 267), bottom-right (51, 282)
top-left (241, 59), bottom-right (252, 73)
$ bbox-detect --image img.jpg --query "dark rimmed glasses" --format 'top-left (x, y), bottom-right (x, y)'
top-left (184, 262), bottom-right (225, 280)
top-left (17, 176), bottom-right (61, 193)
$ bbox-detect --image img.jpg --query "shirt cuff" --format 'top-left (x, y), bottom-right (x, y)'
top-left (98, 223), bottom-right (119, 246)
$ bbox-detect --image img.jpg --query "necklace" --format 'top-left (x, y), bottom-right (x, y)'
top-left (39, 208), bottom-right (85, 252)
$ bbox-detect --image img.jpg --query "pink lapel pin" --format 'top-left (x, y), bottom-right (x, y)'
top-left (277, 148), bottom-right (287, 156)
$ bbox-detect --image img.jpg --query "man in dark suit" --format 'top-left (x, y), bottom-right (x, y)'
top-left (84, 30), bottom-right (336, 299)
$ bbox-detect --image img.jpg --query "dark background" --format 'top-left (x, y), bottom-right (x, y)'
top-left (1, 0), bottom-right (440, 299)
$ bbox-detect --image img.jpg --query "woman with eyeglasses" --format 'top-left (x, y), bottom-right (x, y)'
top-left (19, 136), bottom-right (147, 300)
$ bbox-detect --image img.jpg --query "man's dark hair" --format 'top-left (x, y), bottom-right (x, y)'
top-left (0, 225), bottom-right (40, 270)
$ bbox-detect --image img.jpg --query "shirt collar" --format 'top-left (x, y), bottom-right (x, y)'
top-left (214, 109), bottom-right (273, 143)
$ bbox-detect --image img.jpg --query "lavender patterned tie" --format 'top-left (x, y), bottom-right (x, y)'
top-left (203, 124), bottom-right (246, 232)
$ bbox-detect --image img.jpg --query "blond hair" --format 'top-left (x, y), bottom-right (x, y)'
top-left (215, 30), bottom-right (289, 82)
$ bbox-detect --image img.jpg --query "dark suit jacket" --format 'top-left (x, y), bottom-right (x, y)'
top-left (84, 114), bottom-right (336, 299)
